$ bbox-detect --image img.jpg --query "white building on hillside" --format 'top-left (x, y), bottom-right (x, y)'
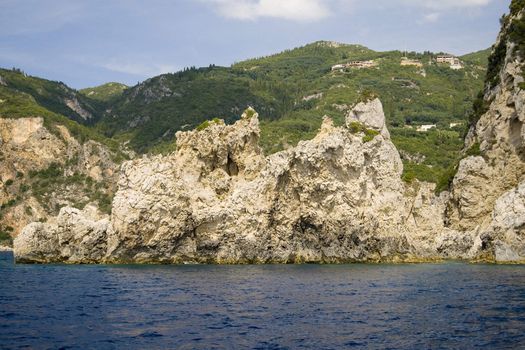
top-left (436, 55), bottom-right (463, 69)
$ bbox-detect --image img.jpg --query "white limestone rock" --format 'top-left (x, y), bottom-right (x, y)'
top-left (346, 98), bottom-right (390, 139)
top-left (14, 205), bottom-right (112, 263)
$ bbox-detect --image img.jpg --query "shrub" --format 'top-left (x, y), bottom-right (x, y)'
top-left (486, 35), bottom-right (507, 88)
top-left (402, 170), bottom-right (416, 183)
top-left (435, 161), bottom-right (459, 194)
top-left (196, 120), bottom-right (210, 131)
top-left (243, 108), bottom-right (256, 119)
top-left (465, 142), bottom-right (481, 157)
top-left (30, 163), bottom-right (62, 179)
top-left (93, 191), bottom-right (113, 215)
top-left (4, 179), bottom-right (13, 186)
top-left (348, 121), bottom-right (364, 134)
top-left (510, 0), bottom-right (525, 16)
top-left (0, 230), bottom-right (13, 246)
top-left (358, 89), bottom-right (379, 103)
top-left (362, 129), bottom-right (380, 143)
top-left (468, 91), bottom-right (489, 127)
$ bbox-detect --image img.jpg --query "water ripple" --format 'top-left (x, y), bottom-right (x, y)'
top-left (1, 253), bottom-right (525, 349)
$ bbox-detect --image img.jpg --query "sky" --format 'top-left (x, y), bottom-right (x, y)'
top-left (0, 0), bottom-right (510, 89)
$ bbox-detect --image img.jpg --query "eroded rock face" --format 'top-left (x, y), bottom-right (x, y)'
top-left (11, 54), bottom-right (525, 265)
top-left (105, 106), bottom-right (408, 263)
top-left (64, 97), bottom-right (94, 121)
top-left (0, 118), bottom-right (66, 182)
top-left (0, 117), bottom-right (119, 240)
top-left (346, 98), bottom-right (390, 139)
top-left (480, 182), bottom-right (525, 262)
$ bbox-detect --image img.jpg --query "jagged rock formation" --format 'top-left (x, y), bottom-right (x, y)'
top-left (14, 205), bottom-right (111, 263)
top-left (103, 105), bottom-right (412, 263)
top-left (13, 102), bottom-right (473, 263)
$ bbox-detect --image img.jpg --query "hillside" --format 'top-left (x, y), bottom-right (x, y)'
top-left (96, 42), bottom-right (488, 183)
top-left (460, 48), bottom-right (491, 66)
top-left (79, 82), bottom-right (128, 102)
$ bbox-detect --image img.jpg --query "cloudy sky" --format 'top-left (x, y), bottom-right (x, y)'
top-left (0, 0), bottom-right (509, 88)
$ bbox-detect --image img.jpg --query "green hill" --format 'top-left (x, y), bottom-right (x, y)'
top-left (460, 48), bottom-right (491, 66)
top-left (80, 82), bottom-right (128, 102)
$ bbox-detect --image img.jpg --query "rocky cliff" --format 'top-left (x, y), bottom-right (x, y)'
top-left (446, 5), bottom-right (525, 260)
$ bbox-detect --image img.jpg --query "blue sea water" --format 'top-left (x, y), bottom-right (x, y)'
top-left (1, 251), bottom-right (525, 349)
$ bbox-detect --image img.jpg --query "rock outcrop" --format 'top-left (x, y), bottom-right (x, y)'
top-left (0, 117), bottom-right (119, 241)
top-left (14, 205), bottom-right (111, 263)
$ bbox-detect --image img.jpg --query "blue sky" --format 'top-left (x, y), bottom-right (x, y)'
top-left (0, 0), bottom-right (509, 88)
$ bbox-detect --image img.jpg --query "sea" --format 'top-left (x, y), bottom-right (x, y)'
top-left (1, 251), bottom-right (525, 349)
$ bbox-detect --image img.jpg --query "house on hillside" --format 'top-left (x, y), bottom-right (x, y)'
top-left (331, 60), bottom-right (377, 71)
top-left (450, 60), bottom-right (463, 70)
top-left (436, 55), bottom-right (463, 69)
top-left (436, 55), bottom-right (455, 64)
top-left (400, 57), bottom-right (423, 67)
top-left (349, 60), bottom-right (377, 68)
top-left (331, 64), bottom-right (346, 71)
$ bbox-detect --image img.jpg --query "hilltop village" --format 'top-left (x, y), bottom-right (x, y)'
top-left (332, 54), bottom-right (463, 72)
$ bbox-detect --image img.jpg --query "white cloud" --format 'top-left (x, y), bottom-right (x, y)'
top-left (401, 0), bottom-right (491, 25)
top-left (202, 0), bottom-right (492, 23)
top-left (419, 12), bottom-right (440, 24)
top-left (205, 0), bottom-right (331, 22)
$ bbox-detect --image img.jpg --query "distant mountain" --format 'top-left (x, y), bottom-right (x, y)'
top-left (0, 68), bottom-right (103, 124)
top-left (460, 48), bottom-right (491, 66)
top-left (80, 82), bottom-right (128, 102)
